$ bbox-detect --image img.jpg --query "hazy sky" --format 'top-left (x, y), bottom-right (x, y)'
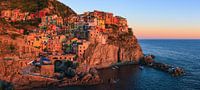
top-left (59, 0), bottom-right (200, 39)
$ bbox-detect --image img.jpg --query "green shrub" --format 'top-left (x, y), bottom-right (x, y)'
top-left (3, 57), bottom-right (13, 60)
top-left (6, 44), bottom-right (16, 53)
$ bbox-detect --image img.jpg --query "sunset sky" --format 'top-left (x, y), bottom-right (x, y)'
top-left (59, 0), bottom-right (200, 39)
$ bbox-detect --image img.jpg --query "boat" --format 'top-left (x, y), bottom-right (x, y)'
top-left (114, 66), bottom-right (119, 69)
top-left (112, 67), bottom-right (116, 70)
top-left (139, 66), bottom-right (144, 70)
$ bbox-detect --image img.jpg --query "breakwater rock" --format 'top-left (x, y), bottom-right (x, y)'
top-left (140, 55), bottom-right (184, 76)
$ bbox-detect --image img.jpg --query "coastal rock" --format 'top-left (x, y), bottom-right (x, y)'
top-left (89, 68), bottom-right (98, 76)
top-left (81, 73), bottom-right (92, 82)
top-left (0, 60), bottom-right (102, 90)
top-left (84, 34), bottom-right (143, 68)
top-left (84, 44), bottom-right (119, 68)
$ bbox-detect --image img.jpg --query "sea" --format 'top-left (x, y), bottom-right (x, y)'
top-left (47, 40), bottom-right (200, 90)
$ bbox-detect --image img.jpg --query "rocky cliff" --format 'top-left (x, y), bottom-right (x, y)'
top-left (84, 31), bottom-right (144, 68)
top-left (0, 60), bottom-right (101, 89)
top-left (0, 0), bottom-right (76, 30)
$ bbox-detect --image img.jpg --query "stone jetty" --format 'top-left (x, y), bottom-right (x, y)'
top-left (140, 54), bottom-right (184, 76)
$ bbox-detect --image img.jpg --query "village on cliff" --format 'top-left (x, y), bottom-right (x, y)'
top-left (0, 8), bottom-right (132, 78)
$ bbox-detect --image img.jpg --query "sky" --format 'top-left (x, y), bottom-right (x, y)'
top-left (58, 0), bottom-right (200, 39)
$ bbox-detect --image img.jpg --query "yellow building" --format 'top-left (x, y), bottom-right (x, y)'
top-left (97, 19), bottom-right (105, 29)
top-left (33, 39), bottom-right (42, 48)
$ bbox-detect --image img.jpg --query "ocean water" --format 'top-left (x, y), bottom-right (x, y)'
top-left (46, 40), bottom-right (200, 90)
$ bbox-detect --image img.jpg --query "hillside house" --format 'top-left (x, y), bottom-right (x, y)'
top-left (97, 19), bottom-right (105, 30)
top-left (78, 40), bottom-right (90, 57)
top-left (47, 39), bottom-right (62, 54)
top-left (93, 10), bottom-right (105, 20)
top-left (11, 9), bottom-right (20, 21)
top-left (41, 15), bottom-right (63, 27)
top-left (105, 13), bottom-right (114, 25)
top-left (48, 54), bottom-right (77, 63)
top-left (88, 17), bottom-right (98, 27)
top-left (1, 10), bottom-right (12, 20)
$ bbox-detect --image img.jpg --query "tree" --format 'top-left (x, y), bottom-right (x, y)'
top-left (7, 44), bottom-right (16, 53)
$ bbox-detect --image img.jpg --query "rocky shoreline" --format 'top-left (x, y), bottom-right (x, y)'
top-left (0, 60), bottom-right (102, 90)
top-left (0, 55), bottom-right (185, 90)
top-left (140, 54), bottom-right (184, 76)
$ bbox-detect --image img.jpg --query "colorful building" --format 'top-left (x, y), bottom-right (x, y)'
top-left (105, 13), bottom-right (114, 25)
top-left (41, 15), bottom-right (63, 27)
top-left (48, 54), bottom-right (77, 62)
top-left (88, 17), bottom-right (98, 27)
top-left (78, 40), bottom-right (90, 57)
top-left (1, 10), bottom-right (12, 20)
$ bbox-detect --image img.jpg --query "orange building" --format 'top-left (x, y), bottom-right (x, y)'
top-left (48, 54), bottom-right (77, 62)
top-left (47, 39), bottom-right (62, 53)
top-left (1, 10), bottom-right (12, 20)
top-left (56, 16), bottom-right (64, 26)
top-left (93, 10), bottom-right (105, 19)
top-left (105, 13), bottom-right (114, 25)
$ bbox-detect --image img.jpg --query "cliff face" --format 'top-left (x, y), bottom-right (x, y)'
top-left (84, 44), bottom-right (119, 67)
top-left (84, 32), bottom-right (143, 68)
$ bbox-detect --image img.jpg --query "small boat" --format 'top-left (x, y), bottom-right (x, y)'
top-left (109, 78), bottom-right (119, 84)
top-left (114, 66), bottom-right (119, 69)
top-left (139, 66), bottom-right (144, 70)
top-left (112, 80), bottom-right (117, 83)
top-left (112, 67), bottom-right (116, 70)
top-left (113, 79), bottom-right (119, 83)
top-left (28, 60), bottom-right (34, 65)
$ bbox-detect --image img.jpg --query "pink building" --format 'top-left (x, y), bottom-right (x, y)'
top-left (88, 17), bottom-right (98, 27)
top-left (78, 41), bottom-right (90, 57)
top-left (11, 9), bottom-right (20, 21)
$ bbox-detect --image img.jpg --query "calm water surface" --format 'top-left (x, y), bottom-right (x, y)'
top-left (46, 40), bottom-right (200, 90)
